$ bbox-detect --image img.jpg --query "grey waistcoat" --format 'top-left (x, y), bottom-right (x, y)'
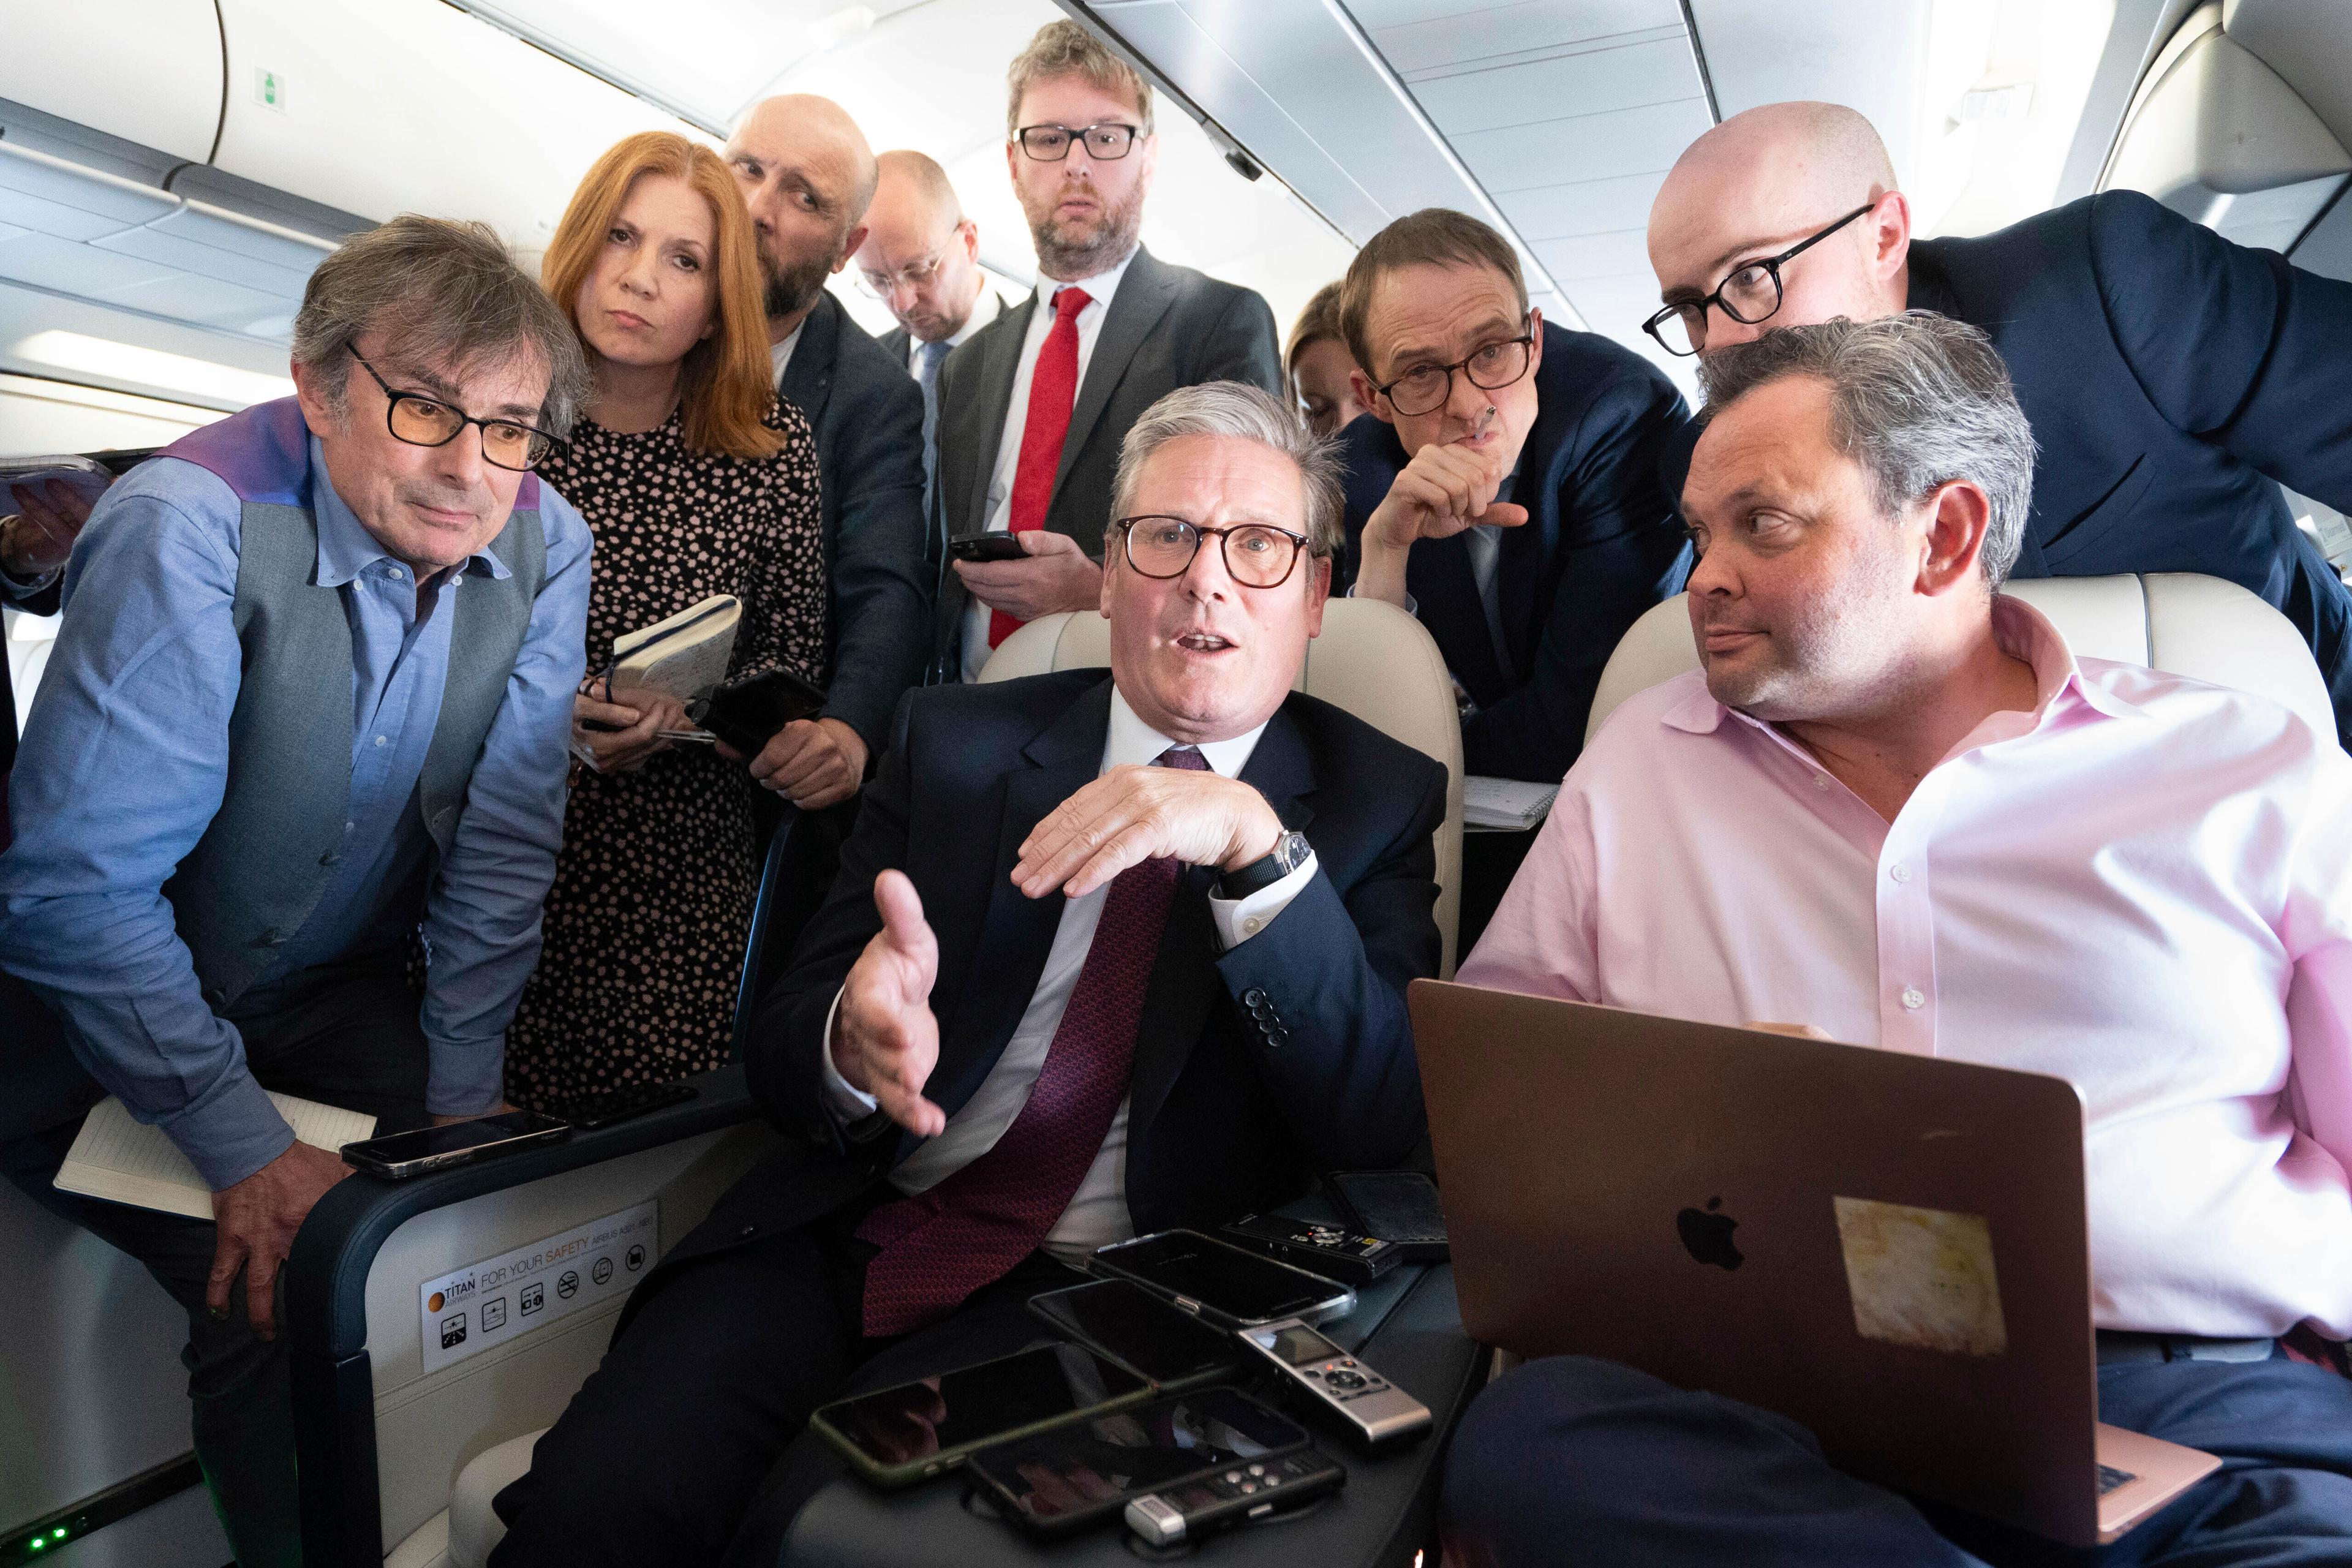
top-left (162, 491), bottom-right (546, 1011)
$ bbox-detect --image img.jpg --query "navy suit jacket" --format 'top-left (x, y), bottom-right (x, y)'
top-left (1338, 322), bottom-right (1692, 782)
top-left (634, 671), bottom-right (1446, 1308)
top-left (1909, 192), bottom-right (2352, 746)
top-left (776, 291), bottom-right (933, 753)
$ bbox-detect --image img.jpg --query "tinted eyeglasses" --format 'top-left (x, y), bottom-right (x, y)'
top-left (1642, 202), bottom-right (1875, 356)
top-left (345, 342), bottom-right (565, 472)
top-left (1116, 516), bottom-right (1311, 589)
top-left (1371, 323), bottom-right (1536, 418)
top-left (1014, 123), bottom-right (1140, 162)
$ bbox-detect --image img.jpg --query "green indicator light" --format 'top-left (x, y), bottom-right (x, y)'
top-left (53, 1529), bottom-right (67, 1539)
top-left (30, 1538), bottom-right (46, 1549)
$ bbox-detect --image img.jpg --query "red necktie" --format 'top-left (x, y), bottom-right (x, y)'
top-left (989, 285), bottom-right (1092, 649)
top-left (855, 745), bottom-right (1210, 1336)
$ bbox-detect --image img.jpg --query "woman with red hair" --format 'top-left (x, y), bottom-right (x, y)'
top-left (506, 130), bottom-right (826, 1106)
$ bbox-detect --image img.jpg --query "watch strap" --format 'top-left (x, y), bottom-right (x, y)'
top-left (1216, 830), bottom-right (1308, 900)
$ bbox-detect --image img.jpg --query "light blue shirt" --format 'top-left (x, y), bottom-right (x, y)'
top-left (0, 442), bottom-right (591, 1188)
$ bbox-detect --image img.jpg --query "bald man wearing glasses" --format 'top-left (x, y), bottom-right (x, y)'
top-left (1646, 100), bottom-right (2352, 752)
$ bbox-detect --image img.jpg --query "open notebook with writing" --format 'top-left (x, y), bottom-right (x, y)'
top-left (54, 1093), bottom-right (378, 1219)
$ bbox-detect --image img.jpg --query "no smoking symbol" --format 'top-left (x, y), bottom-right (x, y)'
top-left (556, 1270), bottom-right (579, 1299)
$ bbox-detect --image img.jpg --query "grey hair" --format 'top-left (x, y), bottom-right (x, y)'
top-left (1110, 381), bottom-right (1344, 560)
top-left (292, 215), bottom-right (592, 438)
top-left (1695, 312), bottom-right (2037, 587)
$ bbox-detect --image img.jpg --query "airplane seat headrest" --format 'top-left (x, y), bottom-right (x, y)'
top-left (1585, 574), bottom-right (2336, 746)
top-left (982, 600), bottom-right (1469, 975)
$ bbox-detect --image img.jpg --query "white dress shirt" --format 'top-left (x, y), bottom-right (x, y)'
top-left (767, 318), bottom-right (809, 385)
top-left (907, 287), bottom-right (1002, 375)
top-left (821, 687), bottom-right (1317, 1257)
top-left (960, 249), bottom-right (1138, 681)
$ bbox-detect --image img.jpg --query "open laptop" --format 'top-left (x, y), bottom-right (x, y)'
top-left (1409, 979), bottom-right (2220, 1547)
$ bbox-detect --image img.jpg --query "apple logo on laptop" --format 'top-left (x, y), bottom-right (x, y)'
top-left (1677, 1196), bottom-right (1743, 1270)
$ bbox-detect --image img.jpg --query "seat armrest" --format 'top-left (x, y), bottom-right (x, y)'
top-left (288, 1065), bottom-right (760, 1361)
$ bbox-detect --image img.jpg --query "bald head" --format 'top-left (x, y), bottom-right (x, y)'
top-left (1648, 102), bottom-right (1910, 357)
top-left (726, 94), bottom-right (880, 330)
top-left (854, 150), bottom-right (986, 343)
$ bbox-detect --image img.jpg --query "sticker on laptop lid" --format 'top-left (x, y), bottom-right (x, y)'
top-left (1832, 1196), bottom-right (2007, 1357)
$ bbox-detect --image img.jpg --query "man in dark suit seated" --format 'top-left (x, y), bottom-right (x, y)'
top-left (488, 380), bottom-right (1448, 1567)
top-left (932, 20), bottom-right (1284, 682)
top-left (726, 94), bottom-right (933, 809)
top-left (1335, 208), bottom-right (1694, 786)
top-left (1645, 100), bottom-right (2352, 750)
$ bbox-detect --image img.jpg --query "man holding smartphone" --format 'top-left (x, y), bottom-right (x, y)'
top-left (0, 218), bottom-right (590, 1568)
top-left (489, 382), bottom-right (1445, 1567)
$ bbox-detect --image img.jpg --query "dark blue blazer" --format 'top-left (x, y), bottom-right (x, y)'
top-left (1338, 322), bottom-right (1692, 782)
top-left (776, 291), bottom-right (934, 754)
top-left (1, 576), bottom-right (56, 787)
top-left (1905, 190), bottom-right (2352, 746)
top-left (631, 671), bottom-right (1446, 1308)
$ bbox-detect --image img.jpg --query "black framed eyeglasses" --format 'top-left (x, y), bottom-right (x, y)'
top-left (1115, 516), bottom-right (1311, 589)
top-left (1642, 202), bottom-right (1875, 356)
top-left (1371, 322), bottom-right (1536, 418)
top-left (1014, 123), bottom-right (1140, 162)
top-left (344, 341), bottom-right (565, 471)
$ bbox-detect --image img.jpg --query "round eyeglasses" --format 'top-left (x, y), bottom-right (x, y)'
top-left (1014, 123), bottom-right (1140, 162)
top-left (1642, 203), bottom-right (1875, 356)
top-left (856, 238), bottom-right (955, 301)
top-left (1116, 516), bottom-right (1310, 589)
top-left (1371, 326), bottom-right (1535, 418)
top-left (345, 342), bottom-right (564, 471)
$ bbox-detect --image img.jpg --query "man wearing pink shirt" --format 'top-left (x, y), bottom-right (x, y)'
top-left (1444, 312), bottom-right (2352, 1566)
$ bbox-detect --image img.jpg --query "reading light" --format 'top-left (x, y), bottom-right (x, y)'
top-left (10, 331), bottom-right (293, 408)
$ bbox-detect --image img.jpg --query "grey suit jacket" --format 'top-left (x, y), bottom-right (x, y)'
top-left (777, 290), bottom-right (933, 752)
top-left (929, 246), bottom-right (1281, 679)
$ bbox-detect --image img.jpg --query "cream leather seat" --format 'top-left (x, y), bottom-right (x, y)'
top-left (442, 601), bottom-right (1465, 1568)
top-left (981, 599), bottom-right (1468, 974)
top-left (1586, 573), bottom-right (2335, 745)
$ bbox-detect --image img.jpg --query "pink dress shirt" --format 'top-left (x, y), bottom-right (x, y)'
top-left (1460, 597), bottom-right (2352, 1338)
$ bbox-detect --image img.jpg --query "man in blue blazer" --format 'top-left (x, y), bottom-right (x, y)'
top-left (488, 383), bottom-right (1446, 1568)
top-left (1647, 100), bottom-right (2352, 748)
top-left (1335, 209), bottom-right (1693, 786)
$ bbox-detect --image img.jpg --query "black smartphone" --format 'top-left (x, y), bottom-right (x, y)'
top-left (1323, 1171), bottom-right (1449, 1262)
top-left (341, 1110), bottom-right (570, 1179)
top-left (967, 1385), bottom-right (1311, 1537)
top-left (535, 1081), bottom-right (696, 1131)
top-left (1221, 1213), bottom-right (1402, 1284)
top-left (1027, 1280), bottom-right (1248, 1391)
top-left (807, 1343), bottom-right (1152, 1488)
top-left (699, 665), bottom-right (827, 754)
top-left (1087, 1230), bottom-right (1354, 1331)
top-left (948, 530), bottom-right (1030, 562)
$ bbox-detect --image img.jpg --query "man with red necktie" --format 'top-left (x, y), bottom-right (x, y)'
top-left (489, 382), bottom-right (1446, 1567)
top-left (929, 20), bottom-right (1283, 683)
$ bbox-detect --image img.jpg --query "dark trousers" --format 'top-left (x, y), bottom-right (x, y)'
top-left (0, 956), bottom-right (429, 1568)
top-left (488, 1212), bottom-right (1086, 1568)
top-left (1444, 1352), bottom-right (2352, 1567)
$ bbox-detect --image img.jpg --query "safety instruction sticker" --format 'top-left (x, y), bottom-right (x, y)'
top-left (1832, 1196), bottom-right (2008, 1358)
top-left (418, 1202), bottom-right (657, 1373)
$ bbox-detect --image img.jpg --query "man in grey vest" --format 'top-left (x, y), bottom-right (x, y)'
top-left (0, 215), bottom-right (592, 1567)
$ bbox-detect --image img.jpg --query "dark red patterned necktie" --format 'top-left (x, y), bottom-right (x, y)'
top-left (856, 745), bottom-right (1209, 1336)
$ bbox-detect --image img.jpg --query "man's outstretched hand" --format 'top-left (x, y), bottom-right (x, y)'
top-left (831, 870), bottom-right (948, 1136)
